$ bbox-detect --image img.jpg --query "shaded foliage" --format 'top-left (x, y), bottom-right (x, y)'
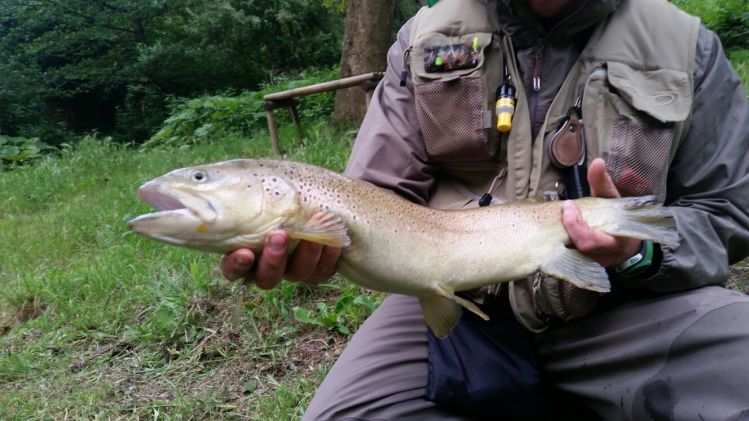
top-left (673, 0), bottom-right (749, 50)
top-left (0, 0), bottom-right (344, 144)
top-left (0, 135), bottom-right (49, 170)
top-left (1, 0), bottom-right (744, 150)
top-left (144, 67), bottom-right (339, 148)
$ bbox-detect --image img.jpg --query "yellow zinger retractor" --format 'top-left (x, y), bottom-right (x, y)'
top-left (495, 83), bottom-right (516, 133)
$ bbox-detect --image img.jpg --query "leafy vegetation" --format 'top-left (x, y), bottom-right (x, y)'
top-left (0, 0), bottom-right (344, 145)
top-left (145, 67), bottom-right (339, 148)
top-left (0, 0), bottom-right (420, 146)
top-left (0, 135), bottom-right (48, 169)
top-left (730, 50), bottom-right (749, 95)
top-left (673, 0), bottom-right (749, 50)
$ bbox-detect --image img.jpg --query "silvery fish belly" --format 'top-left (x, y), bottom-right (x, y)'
top-left (129, 159), bottom-right (680, 338)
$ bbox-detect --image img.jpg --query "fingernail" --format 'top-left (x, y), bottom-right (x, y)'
top-left (269, 235), bottom-right (285, 252)
top-left (234, 254), bottom-right (251, 266)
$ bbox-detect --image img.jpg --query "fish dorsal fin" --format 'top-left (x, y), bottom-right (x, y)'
top-left (283, 212), bottom-right (351, 248)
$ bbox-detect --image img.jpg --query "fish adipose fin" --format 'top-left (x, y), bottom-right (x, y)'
top-left (541, 247), bottom-right (610, 293)
top-left (283, 211), bottom-right (351, 248)
top-left (420, 286), bottom-right (490, 339)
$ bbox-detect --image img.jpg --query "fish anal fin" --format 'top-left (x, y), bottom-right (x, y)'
top-left (419, 294), bottom-right (462, 339)
top-left (283, 211), bottom-right (351, 248)
top-left (435, 286), bottom-right (490, 322)
top-left (541, 248), bottom-right (611, 293)
top-left (419, 286), bottom-right (491, 339)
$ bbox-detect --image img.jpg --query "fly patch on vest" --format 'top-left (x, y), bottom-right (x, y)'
top-left (410, 31), bottom-right (502, 163)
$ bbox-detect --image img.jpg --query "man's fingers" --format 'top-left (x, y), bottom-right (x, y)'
top-left (588, 158), bottom-right (620, 198)
top-left (286, 241), bottom-right (324, 283)
top-left (221, 249), bottom-right (256, 281)
top-left (306, 245), bottom-right (342, 286)
top-left (562, 200), bottom-right (616, 253)
top-left (255, 231), bottom-right (289, 290)
top-left (562, 200), bottom-right (591, 248)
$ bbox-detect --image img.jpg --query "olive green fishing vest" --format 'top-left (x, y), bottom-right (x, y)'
top-left (408, 0), bottom-right (700, 331)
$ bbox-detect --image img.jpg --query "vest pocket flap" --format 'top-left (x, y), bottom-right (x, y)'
top-left (411, 32), bottom-right (493, 83)
top-left (606, 62), bottom-right (692, 123)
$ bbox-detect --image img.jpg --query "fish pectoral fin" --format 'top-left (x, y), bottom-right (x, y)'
top-left (282, 211), bottom-right (351, 248)
top-left (541, 247), bottom-right (611, 293)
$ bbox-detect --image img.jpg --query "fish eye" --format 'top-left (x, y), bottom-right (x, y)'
top-left (192, 171), bottom-right (207, 182)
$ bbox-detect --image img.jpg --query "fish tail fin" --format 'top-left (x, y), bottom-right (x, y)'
top-left (590, 196), bottom-right (680, 248)
top-left (420, 286), bottom-right (490, 339)
top-left (541, 247), bottom-right (611, 293)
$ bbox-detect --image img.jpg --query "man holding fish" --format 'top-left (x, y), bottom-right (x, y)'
top-left (222, 0), bottom-right (749, 418)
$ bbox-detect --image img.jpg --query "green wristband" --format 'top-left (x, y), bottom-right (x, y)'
top-left (615, 240), bottom-right (654, 277)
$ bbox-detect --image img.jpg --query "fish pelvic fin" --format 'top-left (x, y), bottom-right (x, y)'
top-left (541, 247), bottom-right (611, 293)
top-left (283, 211), bottom-right (351, 248)
top-left (420, 286), bottom-right (490, 339)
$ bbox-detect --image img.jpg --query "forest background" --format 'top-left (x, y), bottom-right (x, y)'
top-left (1, 0), bottom-right (748, 419)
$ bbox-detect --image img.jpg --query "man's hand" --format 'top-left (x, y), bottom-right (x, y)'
top-left (562, 158), bottom-right (642, 268)
top-left (220, 230), bottom-right (342, 290)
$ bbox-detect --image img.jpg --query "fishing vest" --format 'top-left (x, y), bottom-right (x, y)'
top-left (407, 0), bottom-right (700, 331)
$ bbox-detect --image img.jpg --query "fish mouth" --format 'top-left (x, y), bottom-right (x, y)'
top-left (138, 186), bottom-right (187, 213)
top-left (133, 182), bottom-right (217, 222)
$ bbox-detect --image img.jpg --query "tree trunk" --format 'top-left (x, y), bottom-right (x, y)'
top-left (333, 0), bottom-right (394, 125)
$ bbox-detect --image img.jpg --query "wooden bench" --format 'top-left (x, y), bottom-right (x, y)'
top-left (263, 72), bottom-right (384, 155)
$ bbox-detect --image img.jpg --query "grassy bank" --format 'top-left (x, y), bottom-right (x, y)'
top-left (0, 126), bottom-right (382, 419)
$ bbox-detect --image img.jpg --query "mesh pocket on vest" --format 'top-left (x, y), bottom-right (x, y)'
top-left (607, 117), bottom-right (672, 201)
top-left (414, 77), bottom-right (488, 162)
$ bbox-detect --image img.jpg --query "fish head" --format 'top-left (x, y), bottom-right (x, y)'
top-left (128, 160), bottom-right (302, 253)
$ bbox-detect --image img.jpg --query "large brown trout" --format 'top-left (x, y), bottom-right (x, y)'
top-left (128, 159), bottom-right (679, 337)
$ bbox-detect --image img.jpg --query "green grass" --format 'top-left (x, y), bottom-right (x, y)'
top-left (0, 124), bottom-right (382, 419)
top-left (730, 49), bottom-right (749, 95)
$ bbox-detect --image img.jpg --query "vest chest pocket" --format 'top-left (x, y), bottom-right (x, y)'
top-left (582, 62), bottom-right (692, 201)
top-left (410, 32), bottom-right (500, 163)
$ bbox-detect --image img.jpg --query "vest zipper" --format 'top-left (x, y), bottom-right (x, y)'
top-left (532, 43), bottom-right (543, 92)
top-left (529, 41), bottom-right (544, 140)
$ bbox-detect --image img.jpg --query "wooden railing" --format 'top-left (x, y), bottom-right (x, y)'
top-left (262, 72), bottom-right (384, 155)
